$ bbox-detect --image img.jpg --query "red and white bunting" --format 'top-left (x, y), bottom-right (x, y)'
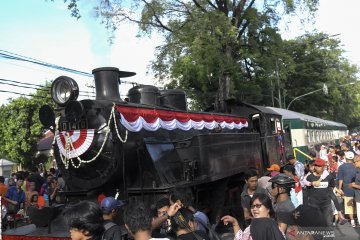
top-left (55, 129), bottom-right (95, 159)
top-left (115, 105), bottom-right (248, 132)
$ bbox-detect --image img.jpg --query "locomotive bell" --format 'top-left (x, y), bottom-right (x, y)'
top-left (92, 67), bottom-right (136, 101)
top-left (65, 100), bottom-right (85, 123)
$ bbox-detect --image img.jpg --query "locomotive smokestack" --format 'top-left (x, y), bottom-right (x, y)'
top-left (92, 67), bottom-right (136, 101)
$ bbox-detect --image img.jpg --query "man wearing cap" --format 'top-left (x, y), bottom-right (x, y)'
top-left (277, 205), bottom-right (328, 239)
top-left (337, 151), bottom-right (357, 227)
top-left (257, 164), bottom-right (280, 190)
top-left (286, 155), bottom-right (305, 181)
top-left (267, 164), bottom-right (280, 177)
top-left (306, 158), bottom-right (339, 226)
top-left (101, 197), bottom-right (125, 240)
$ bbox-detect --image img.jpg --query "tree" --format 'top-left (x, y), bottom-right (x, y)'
top-left (277, 33), bottom-right (360, 127)
top-left (60, 1), bottom-right (360, 128)
top-left (61, 0), bottom-right (319, 111)
top-left (0, 84), bottom-right (54, 168)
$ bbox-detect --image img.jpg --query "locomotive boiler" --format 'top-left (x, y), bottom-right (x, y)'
top-left (39, 67), bottom-right (284, 201)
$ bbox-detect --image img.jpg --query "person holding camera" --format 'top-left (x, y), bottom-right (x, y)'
top-left (151, 198), bottom-right (177, 239)
top-left (124, 200), bottom-right (180, 240)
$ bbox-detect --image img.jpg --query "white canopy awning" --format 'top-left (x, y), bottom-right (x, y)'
top-left (0, 159), bottom-right (15, 166)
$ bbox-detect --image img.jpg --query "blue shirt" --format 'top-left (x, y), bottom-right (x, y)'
top-left (194, 211), bottom-right (210, 233)
top-left (337, 163), bottom-right (356, 197)
top-left (6, 186), bottom-right (25, 203)
top-left (354, 169), bottom-right (360, 202)
top-left (294, 161), bottom-right (305, 179)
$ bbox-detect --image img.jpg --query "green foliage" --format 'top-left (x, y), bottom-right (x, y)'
top-left (61, 0), bottom-right (319, 111)
top-left (60, 0), bottom-right (360, 127)
top-left (0, 83), bottom-right (54, 167)
top-left (278, 33), bottom-right (360, 127)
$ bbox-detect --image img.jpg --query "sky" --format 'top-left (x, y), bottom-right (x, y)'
top-left (0, 0), bottom-right (161, 104)
top-left (0, 0), bottom-right (360, 105)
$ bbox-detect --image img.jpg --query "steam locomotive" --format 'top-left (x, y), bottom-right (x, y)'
top-left (3, 67), bottom-right (348, 239)
top-left (38, 67), bottom-right (287, 202)
top-left (38, 66), bottom-right (349, 202)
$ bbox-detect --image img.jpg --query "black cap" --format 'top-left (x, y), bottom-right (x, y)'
top-left (277, 205), bottom-right (327, 227)
top-left (308, 160), bottom-right (315, 165)
top-left (286, 155), bottom-right (295, 161)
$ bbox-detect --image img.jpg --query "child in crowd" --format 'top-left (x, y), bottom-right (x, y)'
top-left (30, 194), bottom-right (39, 208)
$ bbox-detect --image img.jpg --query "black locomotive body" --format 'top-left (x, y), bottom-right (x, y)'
top-left (40, 67), bottom-right (286, 201)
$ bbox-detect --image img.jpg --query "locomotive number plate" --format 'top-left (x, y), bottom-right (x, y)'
top-left (60, 120), bottom-right (88, 131)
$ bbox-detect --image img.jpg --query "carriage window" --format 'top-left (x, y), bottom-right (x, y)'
top-left (307, 130), bottom-right (310, 143)
top-left (315, 131), bottom-right (319, 142)
top-left (284, 124), bottom-right (290, 133)
top-left (252, 114), bottom-right (261, 133)
top-left (275, 119), bottom-right (281, 133)
top-left (270, 117), bottom-right (276, 133)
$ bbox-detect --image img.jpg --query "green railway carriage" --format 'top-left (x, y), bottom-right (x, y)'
top-left (267, 107), bottom-right (348, 162)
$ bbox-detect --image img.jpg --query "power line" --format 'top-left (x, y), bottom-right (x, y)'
top-left (0, 78), bottom-right (46, 88)
top-left (0, 78), bottom-right (127, 98)
top-left (0, 59), bottom-right (59, 75)
top-left (0, 90), bottom-right (49, 99)
top-left (0, 78), bottom-right (95, 96)
top-left (0, 50), bottom-right (93, 77)
top-left (0, 50), bottom-right (142, 86)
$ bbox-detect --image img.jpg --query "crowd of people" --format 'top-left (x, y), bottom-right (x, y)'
top-left (63, 188), bottom-right (209, 240)
top-left (2, 135), bottom-right (360, 240)
top-left (0, 165), bottom-right (65, 228)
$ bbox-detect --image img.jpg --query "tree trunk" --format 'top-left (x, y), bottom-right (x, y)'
top-left (215, 73), bottom-right (231, 112)
top-left (215, 44), bottom-right (233, 113)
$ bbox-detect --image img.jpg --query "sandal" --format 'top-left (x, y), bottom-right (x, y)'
top-left (339, 218), bottom-right (347, 225)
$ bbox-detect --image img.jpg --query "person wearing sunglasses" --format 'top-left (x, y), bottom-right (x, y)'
top-left (221, 193), bottom-right (285, 240)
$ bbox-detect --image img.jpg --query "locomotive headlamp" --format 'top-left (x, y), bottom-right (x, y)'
top-left (51, 76), bottom-right (79, 106)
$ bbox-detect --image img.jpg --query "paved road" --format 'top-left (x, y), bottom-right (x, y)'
top-left (335, 222), bottom-right (360, 240)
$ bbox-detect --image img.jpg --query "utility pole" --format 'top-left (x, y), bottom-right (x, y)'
top-left (271, 79), bottom-right (274, 107)
top-left (275, 60), bottom-right (282, 108)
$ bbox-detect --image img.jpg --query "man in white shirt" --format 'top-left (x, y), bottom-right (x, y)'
top-left (287, 155), bottom-right (305, 181)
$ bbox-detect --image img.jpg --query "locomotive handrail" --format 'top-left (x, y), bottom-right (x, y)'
top-left (293, 147), bottom-right (313, 161)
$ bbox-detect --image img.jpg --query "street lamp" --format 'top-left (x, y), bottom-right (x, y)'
top-left (273, 34), bottom-right (341, 109)
top-left (286, 82), bottom-right (356, 110)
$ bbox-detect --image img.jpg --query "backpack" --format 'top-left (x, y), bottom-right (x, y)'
top-left (195, 218), bottom-right (221, 240)
top-left (104, 221), bottom-right (117, 231)
top-left (103, 221), bottom-right (118, 240)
